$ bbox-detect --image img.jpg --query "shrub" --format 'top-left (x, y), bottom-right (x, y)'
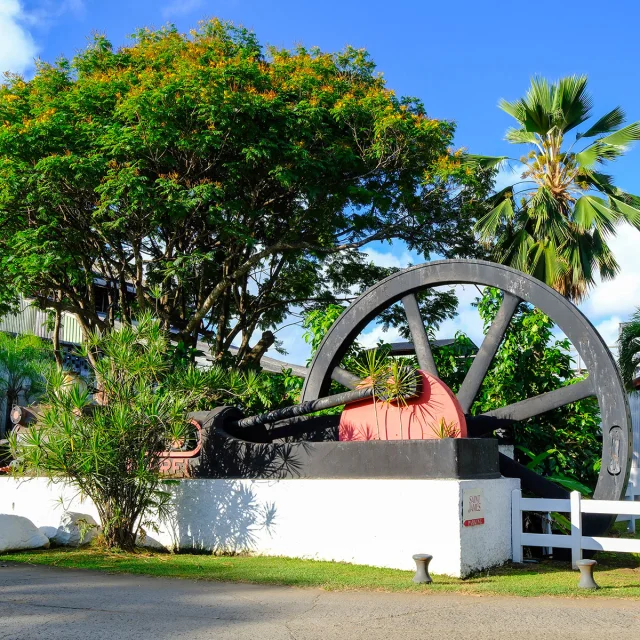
top-left (9, 316), bottom-right (204, 550)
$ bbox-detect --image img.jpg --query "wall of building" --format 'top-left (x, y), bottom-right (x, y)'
top-left (0, 298), bottom-right (83, 346)
top-left (0, 476), bottom-right (519, 577)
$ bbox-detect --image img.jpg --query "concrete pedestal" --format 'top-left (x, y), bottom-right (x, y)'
top-left (1, 476), bottom-right (519, 577)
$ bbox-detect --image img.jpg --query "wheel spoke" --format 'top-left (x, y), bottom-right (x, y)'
top-left (401, 293), bottom-right (437, 375)
top-left (331, 366), bottom-right (361, 390)
top-left (457, 292), bottom-right (521, 412)
top-left (482, 378), bottom-right (595, 422)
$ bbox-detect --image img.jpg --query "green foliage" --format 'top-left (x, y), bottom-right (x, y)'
top-left (618, 308), bottom-right (640, 391)
top-left (0, 332), bottom-right (53, 437)
top-left (432, 333), bottom-right (476, 393)
top-left (9, 316), bottom-right (207, 550)
top-left (470, 289), bottom-right (601, 492)
top-left (470, 75), bottom-right (640, 302)
top-left (302, 305), bottom-right (347, 360)
top-left (210, 366), bottom-right (303, 416)
top-left (429, 417), bottom-right (461, 439)
top-left (0, 20), bottom-right (490, 366)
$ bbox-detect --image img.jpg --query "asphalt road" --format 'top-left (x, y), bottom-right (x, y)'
top-left (1, 562), bottom-right (640, 639)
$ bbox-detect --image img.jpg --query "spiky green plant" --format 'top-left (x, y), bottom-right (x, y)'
top-left (429, 417), bottom-right (460, 439)
top-left (350, 349), bottom-right (420, 439)
top-left (9, 315), bottom-right (205, 551)
top-left (382, 360), bottom-right (421, 439)
top-left (468, 75), bottom-right (640, 302)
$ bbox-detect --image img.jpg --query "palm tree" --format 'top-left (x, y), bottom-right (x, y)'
top-left (618, 310), bottom-right (640, 391)
top-left (467, 76), bottom-right (640, 302)
top-left (0, 333), bottom-right (52, 437)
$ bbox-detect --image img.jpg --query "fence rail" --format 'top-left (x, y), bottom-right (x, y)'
top-left (511, 489), bottom-right (640, 569)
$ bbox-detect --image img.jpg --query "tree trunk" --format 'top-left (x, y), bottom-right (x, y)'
top-left (240, 331), bottom-right (275, 369)
top-left (2, 391), bottom-right (16, 439)
top-left (105, 526), bottom-right (137, 552)
top-left (53, 307), bottom-right (63, 369)
top-left (101, 508), bottom-right (137, 551)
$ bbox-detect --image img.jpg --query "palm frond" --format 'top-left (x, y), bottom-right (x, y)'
top-left (597, 121), bottom-right (640, 148)
top-left (575, 168), bottom-right (616, 194)
top-left (576, 141), bottom-right (626, 168)
top-left (590, 227), bottom-right (620, 281)
top-left (552, 75), bottom-right (592, 133)
top-left (526, 239), bottom-right (565, 291)
top-left (461, 154), bottom-right (508, 170)
top-left (579, 195), bottom-right (623, 237)
top-left (579, 106), bottom-right (626, 138)
top-left (521, 77), bottom-right (554, 134)
top-left (498, 98), bottom-right (526, 122)
top-left (610, 196), bottom-right (640, 229)
top-left (527, 187), bottom-right (571, 241)
top-left (488, 184), bottom-right (516, 206)
top-left (573, 196), bottom-right (618, 236)
top-left (505, 128), bottom-right (538, 145)
top-left (474, 196), bottom-right (514, 241)
top-left (494, 225), bottom-right (530, 270)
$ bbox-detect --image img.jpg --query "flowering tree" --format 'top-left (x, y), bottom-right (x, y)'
top-left (0, 20), bottom-right (491, 365)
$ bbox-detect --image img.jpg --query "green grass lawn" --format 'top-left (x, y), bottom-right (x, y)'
top-left (3, 546), bottom-right (640, 598)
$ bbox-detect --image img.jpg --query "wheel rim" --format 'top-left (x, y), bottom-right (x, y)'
top-left (301, 259), bottom-right (631, 502)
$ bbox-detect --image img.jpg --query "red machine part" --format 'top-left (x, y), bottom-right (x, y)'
top-left (339, 370), bottom-right (467, 441)
top-left (158, 418), bottom-right (203, 477)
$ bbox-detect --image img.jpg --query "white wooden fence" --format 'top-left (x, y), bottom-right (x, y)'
top-left (511, 489), bottom-right (640, 569)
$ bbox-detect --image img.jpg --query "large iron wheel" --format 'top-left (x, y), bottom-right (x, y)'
top-left (301, 259), bottom-right (632, 505)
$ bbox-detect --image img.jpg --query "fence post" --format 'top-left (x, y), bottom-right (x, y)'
top-left (570, 491), bottom-right (582, 570)
top-left (511, 489), bottom-right (522, 563)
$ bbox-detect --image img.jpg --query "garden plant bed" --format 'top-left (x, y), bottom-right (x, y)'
top-left (3, 546), bottom-right (640, 599)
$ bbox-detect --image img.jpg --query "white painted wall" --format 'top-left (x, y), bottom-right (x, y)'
top-left (0, 478), bottom-right (100, 529)
top-left (0, 476), bottom-right (519, 578)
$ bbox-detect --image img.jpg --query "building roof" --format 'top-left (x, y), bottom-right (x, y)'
top-left (381, 339), bottom-right (478, 356)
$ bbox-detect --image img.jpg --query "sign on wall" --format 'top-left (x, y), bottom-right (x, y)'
top-left (462, 487), bottom-right (485, 527)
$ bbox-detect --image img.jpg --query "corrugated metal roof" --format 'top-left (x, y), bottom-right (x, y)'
top-left (376, 339), bottom-right (479, 355)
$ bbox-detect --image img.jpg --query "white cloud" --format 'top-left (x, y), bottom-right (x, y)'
top-left (266, 320), bottom-right (310, 366)
top-left (21, 0), bottom-right (85, 28)
top-left (359, 324), bottom-right (404, 350)
top-left (0, 0), bottom-right (37, 74)
top-left (594, 316), bottom-right (622, 351)
top-left (0, 0), bottom-right (87, 75)
top-left (580, 227), bottom-right (640, 321)
top-left (362, 247), bottom-right (416, 270)
top-left (161, 0), bottom-right (204, 18)
top-left (493, 163), bottom-right (526, 193)
top-left (432, 285), bottom-right (486, 346)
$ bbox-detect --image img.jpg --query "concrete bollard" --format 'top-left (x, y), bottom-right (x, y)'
top-left (412, 554), bottom-right (433, 584)
top-left (576, 559), bottom-right (599, 590)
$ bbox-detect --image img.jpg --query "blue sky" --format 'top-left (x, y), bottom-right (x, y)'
top-left (3, 0), bottom-right (640, 363)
